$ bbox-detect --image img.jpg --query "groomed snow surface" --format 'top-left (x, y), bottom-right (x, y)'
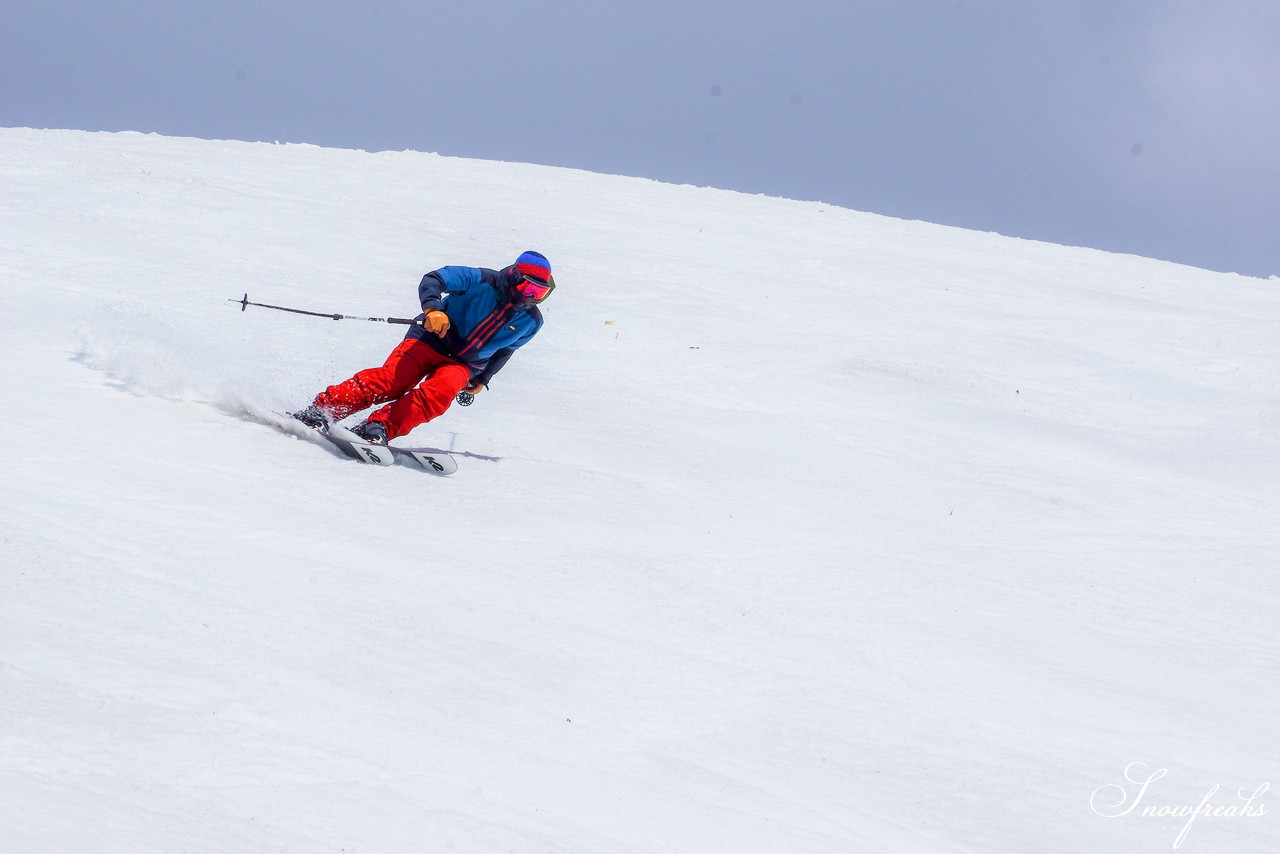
top-left (2, 128), bottom-right (1277, 853)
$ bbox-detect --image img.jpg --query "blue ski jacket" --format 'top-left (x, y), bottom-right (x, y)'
top-left (404, 264), bottom-right (544, 386)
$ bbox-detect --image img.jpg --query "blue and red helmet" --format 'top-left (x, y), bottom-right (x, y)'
top-left (513, 250), bottom-right (555, 303)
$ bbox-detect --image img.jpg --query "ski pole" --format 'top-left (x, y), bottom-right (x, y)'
top-left (228, 293), bottom-right (423, 326)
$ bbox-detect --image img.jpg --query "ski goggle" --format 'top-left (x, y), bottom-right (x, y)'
top-left (516, 273), bottom-right (556, 303)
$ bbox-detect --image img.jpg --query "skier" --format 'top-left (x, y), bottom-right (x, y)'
top-left (292, 251), bottom-right (554, 444)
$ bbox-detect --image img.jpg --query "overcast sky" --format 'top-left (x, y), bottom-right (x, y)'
top-left (4, 0), bottom-right (1278, 278)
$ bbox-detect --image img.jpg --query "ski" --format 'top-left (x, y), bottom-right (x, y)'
top-left (324, 430), bottom-right (396, 466)
top-left (267, 411), bottom-right (458, 475)
top-left (386, 446), bottom-right (459, 476)
top-left (320, 424), bottom-right (459, 475)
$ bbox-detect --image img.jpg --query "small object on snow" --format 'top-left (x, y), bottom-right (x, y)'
top-left (455, 391), bottom-right (475, 407)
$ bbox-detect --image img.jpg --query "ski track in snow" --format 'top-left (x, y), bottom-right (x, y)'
top-left (2, 128), bottom-right (1278, 853)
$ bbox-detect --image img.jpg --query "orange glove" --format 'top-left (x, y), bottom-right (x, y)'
top-left (424, 310), bottom-right (450, 337)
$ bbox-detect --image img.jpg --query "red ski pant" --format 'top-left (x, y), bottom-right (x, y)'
top-left (312, 338), bottom-right (471, 440)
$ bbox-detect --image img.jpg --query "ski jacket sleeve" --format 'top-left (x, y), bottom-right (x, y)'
top-left (418, 272), bottom-right (444, 312)
top-left (472, 349), bottom-right (514, 387)
top-left (418, 266), bottom-right (485, 313)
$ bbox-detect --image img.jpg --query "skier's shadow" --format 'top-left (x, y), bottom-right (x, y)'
top-left (406, 446), bottom-right (502, 463)
top-left (406, 432), bottom-right (502, 463)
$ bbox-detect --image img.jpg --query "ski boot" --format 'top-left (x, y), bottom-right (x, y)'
top-left (291, 405), bottom-right (329, 431)
top-left (353, 420), bottom-right (388, 446)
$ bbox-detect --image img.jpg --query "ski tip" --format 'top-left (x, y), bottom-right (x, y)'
top-left (390, 447), bottom-right (459, 475)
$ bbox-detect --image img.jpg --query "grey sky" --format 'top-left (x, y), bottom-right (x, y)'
top-left (4, 0), bottom-right (1277, 277)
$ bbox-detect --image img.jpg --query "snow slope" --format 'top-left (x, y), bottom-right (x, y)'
top-left (2, 127), bottom-right (1278, 853)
